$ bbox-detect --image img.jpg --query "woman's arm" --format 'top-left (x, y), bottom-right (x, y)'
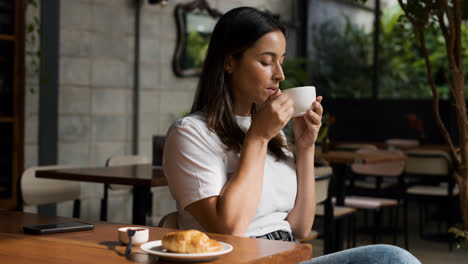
top-left (286, 145), bottom-right (316, 239)
top-left (185, 134), bottom-right (268, 236)
top-left (286, 97), bottom-right (323, 239)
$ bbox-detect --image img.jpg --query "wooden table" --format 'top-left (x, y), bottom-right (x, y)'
top-left (331, 141), bottom-right (451, 152)
top-left (36, 164), bottom-right (167, 225)
top-left (36, 164), bottom-right (331, 226)
top-left (0, 211), bottom-right (312, 264)
top-left (320, 150), bottom-right (408, 165)
top-left (319, 150), bottom-right (407, 205)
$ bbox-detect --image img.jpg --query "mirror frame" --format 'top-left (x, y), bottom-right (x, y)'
top-left (173, 0), bottom-right (222, 77)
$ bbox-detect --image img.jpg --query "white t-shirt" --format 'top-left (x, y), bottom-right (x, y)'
top-left (162, 112), bottom-right (297, 237)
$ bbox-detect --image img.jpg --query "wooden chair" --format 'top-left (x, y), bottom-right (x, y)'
top-left (21, 165), bottom-right (81, 218)
top-left (296, 166), bottom-right (330, 244)
top-left (333, 143), bottom-right (397, 195)
top-left (403, 149), bottom-right (458, 250)
top-left (100, 155), bottom-right (150, 222)
top-left (158, 211), bottom-right (179, 229)
top-left (345, 148), bottom-right (407, 248)
top-left (385, 138), bottom-right (419, 150)
top-left (307, 166), bottom-right (357, 254)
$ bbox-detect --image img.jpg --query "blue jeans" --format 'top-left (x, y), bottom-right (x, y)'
top-left (300, 245), bottom-right (421, 264)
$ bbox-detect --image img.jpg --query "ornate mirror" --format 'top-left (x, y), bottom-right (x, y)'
top-left (173, 0), bottom-right (222, 77)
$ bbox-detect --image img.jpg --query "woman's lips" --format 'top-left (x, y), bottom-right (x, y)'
top-left (266, 87), bottom-right (279, 94)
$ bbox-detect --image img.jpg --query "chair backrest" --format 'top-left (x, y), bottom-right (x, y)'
top-left (351, 149), bottom-right (406, 177)
top-left (315, 166), bottom-right (333, 204)
top-left (106, 155), bottom-right (150, 190)
top-left (404, 149), bottom-right (455, 194)
top-left (106, 155), bottom-right (150, 167)
top-left (158, 211), bottom-right (179, 229)
top-left (385, 138), bottom-right (419, 150)
top-left (153, 135), bottom-right (166, 166)
top-left (334, 143), bottom-right (377, 152)
top-left (21, 165), bottom-right (80, 206)
top-left (404, 149), bottom-right (451, 176)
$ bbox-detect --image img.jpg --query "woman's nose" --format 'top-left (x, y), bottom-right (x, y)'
top-left (273, 64), bottom-right (285, 82)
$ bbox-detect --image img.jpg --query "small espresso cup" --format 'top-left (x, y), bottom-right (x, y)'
top-left (282, 86), bottom-right (316, 117)
top-left (118, 227), bottom-right (149, 245)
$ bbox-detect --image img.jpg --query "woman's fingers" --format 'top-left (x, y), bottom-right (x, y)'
top-left (303, 111), bottom-right (316, 131)
top-left (312, 99), bottom-right (323, 117)
top-left (305, 109), bottom-right (321, 126)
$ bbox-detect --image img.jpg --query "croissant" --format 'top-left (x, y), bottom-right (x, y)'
top-left (162, 229), bottom-right (223, 253)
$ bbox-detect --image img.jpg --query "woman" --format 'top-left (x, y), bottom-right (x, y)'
top-left (163, 6), bottom-right (420, 264)
top-left (164, 6), bottom-right (316, 240)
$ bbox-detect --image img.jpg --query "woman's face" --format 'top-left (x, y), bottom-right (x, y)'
top-left (226, 30), bottom-right (286, 116)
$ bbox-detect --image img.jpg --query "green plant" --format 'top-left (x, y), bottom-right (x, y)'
top-left (308, 18), bottom-right (373, 98)
top-left (378, 4), bottom-right (468, 99)
top-left (449, 227), bottom-right (468, 249)
top-left (184, 31), bottom-right (210, 69)
top-left (306, 6), bottom-right (467, 100)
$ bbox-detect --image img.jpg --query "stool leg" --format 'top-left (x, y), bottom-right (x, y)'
top-left (146, 191), bottom-right (153, 226)
top-left (100, 184), bottom-right (109, 221)
top-left (418, 202), bottom-right (424, 238)
top-left (73, 199), bottom-right (80, 218)
top-left (352, 213), bottom-right (357, 247)
top-left (404, 199), bottom-right (409, 250)
top-left (373, 208), bottom-right (382, 244)
top-left (347, 215), bottom-right (351, 248)
top-left (393, 205), bottom-right (399, 245)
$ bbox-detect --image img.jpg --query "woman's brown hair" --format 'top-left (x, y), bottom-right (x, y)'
top-left (191, 7), bottom-right (290, 160)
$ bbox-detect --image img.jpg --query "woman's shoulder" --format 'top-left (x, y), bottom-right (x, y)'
top-left (165, 111), bottom-right (225, 156)
top-left (166, 111), bottom-right (216, 141)
top-left (168, 112), bottom-right (207, 132)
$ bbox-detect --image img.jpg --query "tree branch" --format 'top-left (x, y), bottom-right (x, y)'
top-left (397, 0), bottom-right (419, 26)
top-left (398, 1), bottom-right (459, 164)
top-left (436, 0), bottom-right (449, 43)
top-left (415, 24), bottom-right (460, 166)
top-left (441, 0), bottom-right (457, 67)
top-left (443, 68), bottom-right (468, 130)
top-left (453, 0), bottom-right (462, 69)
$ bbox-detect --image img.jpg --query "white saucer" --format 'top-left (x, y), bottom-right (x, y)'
top-left (139, 240), bottom-right (233, 262)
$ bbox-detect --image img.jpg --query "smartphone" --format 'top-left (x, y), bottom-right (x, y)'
top-left (23, 221), bottom-right (94, 235)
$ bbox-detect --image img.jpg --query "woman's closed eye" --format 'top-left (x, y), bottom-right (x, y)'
top-left (260, 60), bottom-right (272, 66)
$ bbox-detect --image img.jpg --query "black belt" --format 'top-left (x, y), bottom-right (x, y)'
top-left (254, 230), bottom-right (295, 242)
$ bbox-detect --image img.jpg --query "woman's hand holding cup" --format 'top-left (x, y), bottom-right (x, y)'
top-left (249, 89), bottom-right (294, 142)
top-left (292, 96), bottom-right (323, 152)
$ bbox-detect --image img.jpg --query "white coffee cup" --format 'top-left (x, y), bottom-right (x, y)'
top-left (282, 86), bottom-right (316, 117)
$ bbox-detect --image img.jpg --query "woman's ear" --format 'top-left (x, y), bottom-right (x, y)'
top-left (224, 55), bottom-right (234, 73)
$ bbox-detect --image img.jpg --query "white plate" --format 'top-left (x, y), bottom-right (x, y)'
top-left (139, 240), bottom-right (233, 262)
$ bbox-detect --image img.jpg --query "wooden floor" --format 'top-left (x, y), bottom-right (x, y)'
top-left (308, 202), bottom-right (468, 264)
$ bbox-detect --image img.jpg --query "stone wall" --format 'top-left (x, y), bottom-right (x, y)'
top-left (23, 0), bottom-right (295, 224)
